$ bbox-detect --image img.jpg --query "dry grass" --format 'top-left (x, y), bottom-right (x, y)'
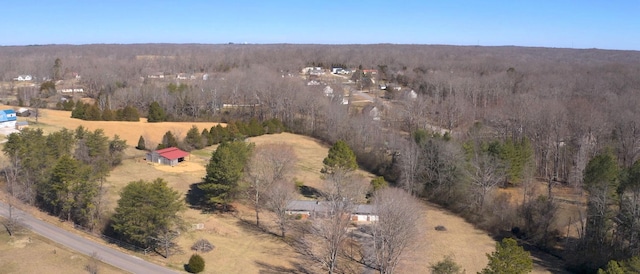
top-left (2, 109), bottom-right (527, 273)
top-left (23, 108), bottom-right (224, 146)
top-left (0, 224), bottom-right (124, 274)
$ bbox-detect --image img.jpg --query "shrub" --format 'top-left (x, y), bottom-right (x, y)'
top-left (430, 255), bottom-right (463, 274)
top-left (191, 239), bottom-right (214, 253)
top-left (187, 254), bottom-right (205, 273)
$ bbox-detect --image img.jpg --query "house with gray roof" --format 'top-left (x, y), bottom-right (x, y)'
top-left (285, 200), bottom-right (378, 222)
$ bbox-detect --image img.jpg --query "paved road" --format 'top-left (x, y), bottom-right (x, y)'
top-left (0, 201), bottom-right (178, 274)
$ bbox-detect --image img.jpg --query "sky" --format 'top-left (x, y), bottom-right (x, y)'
top-left (1, 1), bottom-right (638, 50)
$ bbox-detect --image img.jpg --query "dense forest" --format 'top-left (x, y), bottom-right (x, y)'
top-left (2, 44), bottom-right (640, 272)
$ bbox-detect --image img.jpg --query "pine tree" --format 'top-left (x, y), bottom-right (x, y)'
top-left (147, 101), bottom-right (166, 122)
top-left (322, 140), bottom-right (357, 173)
top-left (480, 238), bottom-right (532, 274)
top-left (199, 141), bottom-right (254, 210)
top-left (137, 136), bottom-right (146, 150)
top-left (184, 125), bottom-right (204, 150)
top-left (111, 178), bottom-right (184, 248)
top-left (71, 100), bottom-right (86, 119)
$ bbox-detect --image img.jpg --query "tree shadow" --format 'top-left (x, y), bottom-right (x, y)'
top-left (255, 260), bottom-right (313, 274)
top-left (299, 185), bottom-right (321, 199)
top-left (186, 183), bottom-right (207, 210)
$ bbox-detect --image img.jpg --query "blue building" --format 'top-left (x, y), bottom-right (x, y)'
top-left (0, 109), bottom-right (17, 128)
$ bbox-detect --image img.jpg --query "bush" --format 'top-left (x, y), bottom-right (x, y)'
top-left (191, 239), bottom-right (214, 253)
top-left (187, 254), bottom-right (205, 273)
top-left (430, 255), bottom-right (463, 274)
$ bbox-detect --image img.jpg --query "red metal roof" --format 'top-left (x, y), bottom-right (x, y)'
top-left (156, 147), bottom-right (189, 160)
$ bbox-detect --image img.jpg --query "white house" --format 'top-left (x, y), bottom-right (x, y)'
top-left (14, 75), bottom-right (33, 81)
top-left (351, 204), bottom-right (378, 222)
top-left (286, 200), bottom-right (379, 222)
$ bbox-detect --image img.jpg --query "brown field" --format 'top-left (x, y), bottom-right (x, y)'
top-left (2, 110), bottom-right (561, 273)
top-left (0, 222), bottom-right (124, 274)
top-left (18, 107), bottom-right (224, 147)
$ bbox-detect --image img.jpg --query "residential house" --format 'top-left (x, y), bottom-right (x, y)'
top-left (332, 68), bottom-right (351, 75)
top-left (146, 147), bottom-right (189, 166)
top-left (147, 72), bottom-right (165, 79)
top-left (285, 200), bottom-right (378, 222)
top-left (351, 204), bottom-right (378, 222)
top-left (14, 75), bottom-right (33, 81)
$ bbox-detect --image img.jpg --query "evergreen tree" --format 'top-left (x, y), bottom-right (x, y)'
top-left (84, 104), bottom-right (102, 121)
top-left (184, 125), bottom-right (204, 150)
top-left (111, 178), bottom-right (184, 248)
top-left (101, 108), bottom-right (115, 121)
top-left (247, 118), bottom-right (265, 137)
top-left (71, 100), bottom-right (86, 119)
top-left (201, 128), bottom-right (212, 146)
top-left (322, 140), bottom-right (357, 173)
top-left (199, 141), bottom-right (254, 210)
top-left (117, 105), bottom-right (140, 121)
top-left (187, 254), bottom-right (205, 273)
top-left (480, 238), bottom-right (533, 274)
top-left (158, 131), bottom-right (179, 149)
top-left (147, 101), bottom-right (166, 122)
top-left (137, 135), bottom-right (146, 150)
top-left (43, 154), bottom-right (94, 224)
top-left (597, 260), bottom-right (625, 274)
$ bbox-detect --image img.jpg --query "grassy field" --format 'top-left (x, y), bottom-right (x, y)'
top-left (20, 108), bottom-right (224, 147)
top-left (0, 220), bottom-right (124, 274)
top-left (0, 108), bottom-right (568, 273)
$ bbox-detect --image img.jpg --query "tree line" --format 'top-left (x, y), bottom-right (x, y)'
top-left (3, 127), bottom-right (126, 229)
top-left (3, 44), bottom-right (640, 271)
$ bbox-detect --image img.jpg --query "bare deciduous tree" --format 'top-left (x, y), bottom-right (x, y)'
top-left (468, 153), bottom-right (505, 212)
top-left (245, 143), bottom-right (297, 228)
top-left (369, 187), bottom-right (424, 274)
top-left (265, 180), bottom-right (296, 237)
top-left (297, 169), bottom-right (366, 274)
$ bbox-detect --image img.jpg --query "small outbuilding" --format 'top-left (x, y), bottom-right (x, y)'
top-left (146, 147), bottom-right (189, 166)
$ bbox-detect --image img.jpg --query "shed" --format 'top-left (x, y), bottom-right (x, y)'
top-left (146, 147), bottom-right (189, 166)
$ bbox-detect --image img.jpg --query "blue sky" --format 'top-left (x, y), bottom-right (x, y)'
top-left (1, 1), bottom-right (638, 50)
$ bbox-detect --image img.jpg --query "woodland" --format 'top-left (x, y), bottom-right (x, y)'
top-left (2, 44), bottom-right (640, 273)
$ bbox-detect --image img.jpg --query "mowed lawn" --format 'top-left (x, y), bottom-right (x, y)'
top-left (4, 108), bottom-right (524, 273)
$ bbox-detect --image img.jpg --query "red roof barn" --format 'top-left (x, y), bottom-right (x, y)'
top-left (146, 147), bottom-right (189, 166)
